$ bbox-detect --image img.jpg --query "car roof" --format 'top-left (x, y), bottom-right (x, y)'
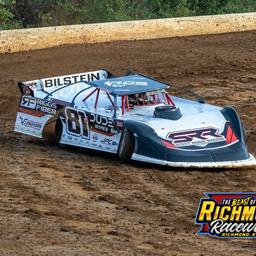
top-left (88, 74), bottom-right (169, 96)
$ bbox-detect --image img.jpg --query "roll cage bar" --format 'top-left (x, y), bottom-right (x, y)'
top-left (82, 87), bottom-right (175, 117)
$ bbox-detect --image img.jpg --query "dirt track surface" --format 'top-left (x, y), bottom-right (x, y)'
top-left (0, 31), bottom-right (256, 256)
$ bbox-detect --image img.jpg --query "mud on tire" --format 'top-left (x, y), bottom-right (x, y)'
top-left (55, 118), bottom-right (63, 144)
top-left (118, 128), bottom-right (135, 163)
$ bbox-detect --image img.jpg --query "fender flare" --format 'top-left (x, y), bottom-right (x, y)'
top-left (122, 120), bottom-right (165, 159)
top-left (221, 106), bottom-right (246, 145)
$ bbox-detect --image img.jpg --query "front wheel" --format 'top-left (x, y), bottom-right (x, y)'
top-left (118, 128), bottom-right (135, 163)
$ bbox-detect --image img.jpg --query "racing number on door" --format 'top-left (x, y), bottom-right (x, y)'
top-left (65, 107), bottom-right (89, 138)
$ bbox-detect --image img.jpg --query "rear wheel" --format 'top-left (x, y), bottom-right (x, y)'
top-left (55, 118), bottom-right (63, 144)
top-left (118, 128), bottom-right (135, 163)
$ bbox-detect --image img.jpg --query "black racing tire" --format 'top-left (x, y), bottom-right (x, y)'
top-left (55, 118), bottom-right (63, 144)
top-left (118, 128), bottom-right (135, 163)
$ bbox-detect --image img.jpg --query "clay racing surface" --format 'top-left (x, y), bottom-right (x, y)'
top-left (0, 31), bottom-right (256, 256)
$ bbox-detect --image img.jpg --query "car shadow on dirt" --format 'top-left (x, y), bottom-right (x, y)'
top-left (28, 139), bottom-right (248, 174)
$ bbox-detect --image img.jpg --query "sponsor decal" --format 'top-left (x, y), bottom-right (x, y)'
top-left (67, 135), bottom-right (73, 141)
top-left (23, 86), bottom-right (32, 96)
top-left (43, 72), bottom-right (101, 88)
top-left (195, 192), bottom-right (256, 238)
top-left (21, 96), bottom-right (37, 109)
top-left (21, 95), bottom-right (57, 115)
top-left (101, 138), bottom-right (118, 146)
top-left (110, 128), bottom-right (118, 135)
top-left (114, 120), bottom-right (124, 130)
top-left (104, 80), bottom-right (148, 87)
top-left (25, 82), bottom-right (37, 90)
top-left (167, 127), bottom-right (226, 147)
top-left (101, 138), bottom-right (111, 145)
top-left (88, 113), bottom-right (115, 134)
top-left (93, 134), bottom-right (99, 142)
top-left (20, 116), bottom-right (42, 130)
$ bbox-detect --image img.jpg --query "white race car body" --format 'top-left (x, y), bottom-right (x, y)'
top-left (14, 69), bottom-right (256, 168)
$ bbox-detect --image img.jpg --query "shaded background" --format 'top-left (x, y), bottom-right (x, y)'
top-left (1, 0), bottom-right (256, 30)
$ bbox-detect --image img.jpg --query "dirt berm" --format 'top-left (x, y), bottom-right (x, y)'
top-left (0, 31), bottom-right (256, 256)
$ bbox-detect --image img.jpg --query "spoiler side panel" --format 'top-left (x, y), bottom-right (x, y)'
top-left (14, 111), bottom-right (53, 138)
top-left (14, 94), bottom-right (65, 138)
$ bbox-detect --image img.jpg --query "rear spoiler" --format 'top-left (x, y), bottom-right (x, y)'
top-left (17, 69), bottom-right (112, 96)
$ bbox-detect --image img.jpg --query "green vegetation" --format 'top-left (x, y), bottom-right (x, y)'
top-left (1, 0), bottom-right (256, 30)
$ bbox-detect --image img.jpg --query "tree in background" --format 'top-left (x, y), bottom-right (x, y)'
top-left (0, 0), bottom-right (256, 30)
top-left (12, 0), bottom-right (66, 27)
top-left (0, 0), bottom-right (21, 29)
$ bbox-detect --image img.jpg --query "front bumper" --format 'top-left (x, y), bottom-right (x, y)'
top-left (132, 153), bottom-right (256, 168)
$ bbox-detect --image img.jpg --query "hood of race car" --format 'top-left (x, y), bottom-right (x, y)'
top-left (143, 110), bottom-right (231, 149)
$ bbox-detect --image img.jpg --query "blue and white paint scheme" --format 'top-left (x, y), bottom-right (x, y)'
top-left (14, 69), bottom-right (256, 168)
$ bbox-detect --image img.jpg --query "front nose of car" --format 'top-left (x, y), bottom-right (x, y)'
top-left (163, 140), bottom-right (250, 163)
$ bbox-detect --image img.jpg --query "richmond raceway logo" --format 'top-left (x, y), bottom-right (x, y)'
top-left (195, 193), bottom-right (256, 238)
top-left (167, 127), bottom-right (226, 147)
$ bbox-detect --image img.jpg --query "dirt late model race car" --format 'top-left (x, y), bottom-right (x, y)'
top-left (14, 69), bottom-right (255, 168)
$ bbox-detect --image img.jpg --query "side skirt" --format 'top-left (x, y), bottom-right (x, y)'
top-left (131, 153), bottom-right (256, 168)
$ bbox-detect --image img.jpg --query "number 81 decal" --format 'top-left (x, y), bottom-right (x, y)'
top-left (65, 107), bottom-right (90, 139)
